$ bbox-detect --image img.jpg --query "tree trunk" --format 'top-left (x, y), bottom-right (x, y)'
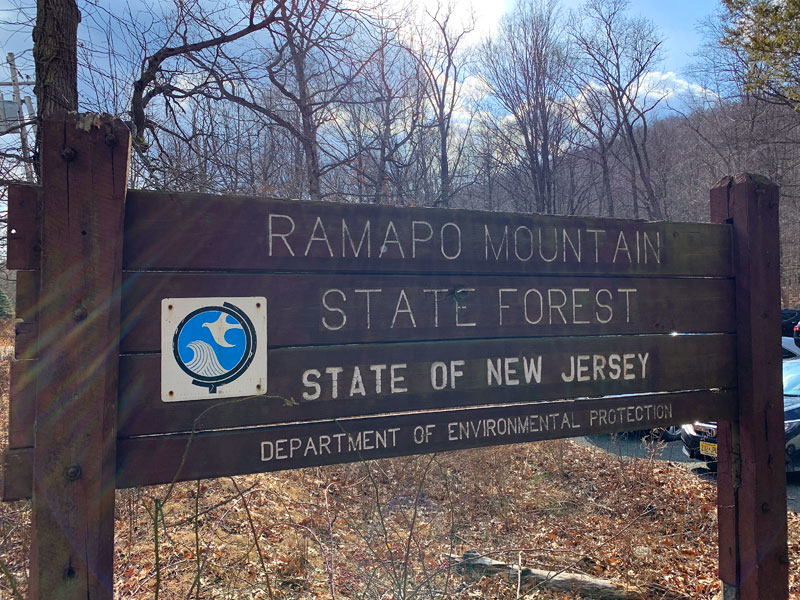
top-left (447, 551), bottom-right (689, 600)
top-left (33, 0), bottom-right (80, 178)
top-left (286, 19), bottom-right (321, 203)
top-left (375, 110), bottom-right (390, 204)
top-left (33, 0), bottom-right (79, 120)
top-left (600, 148), bottom-right (614, 218)
top-left (539, 104), bottom-right (553, 214)
top-left (439, 121), bottom-right (450, 207)
top-left (631, 165), bottom-right (640, 220)
top-left (302, 120), bottom-right (321, 203)
top-left (622, 118), bottom-right (662, 219)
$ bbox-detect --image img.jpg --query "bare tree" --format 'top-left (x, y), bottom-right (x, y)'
top-left (480, 0), bottom-right (572, 214)
top-left (127, 0), bottom-right (288, 151)
top-left (409, 2), bottom-right (474, 207)
top-left (178, 0), bottom-right (383, 202)
top-left (337, 13), bottom-right (427, 204)
top-left (570, 0), bottom-right (666, 218)
top-left (564, 39), bottom-right (622, 216)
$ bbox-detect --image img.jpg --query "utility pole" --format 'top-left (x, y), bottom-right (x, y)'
top-left (0, 53), bottom-right (35, 182)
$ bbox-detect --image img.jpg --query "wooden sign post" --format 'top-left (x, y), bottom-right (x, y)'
top-left (30, 112), bottom-right (130, 599)
top-left (711, 175), bottom-right (788, 599)
top-left (1, 114), bottom-right (788, 599)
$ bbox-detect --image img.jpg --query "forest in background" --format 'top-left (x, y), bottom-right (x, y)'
top-left (1, 0), bottom-right (799, 303)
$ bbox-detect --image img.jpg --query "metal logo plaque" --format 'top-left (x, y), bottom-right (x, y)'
top-left (161, 297), bottom-right (267, 402)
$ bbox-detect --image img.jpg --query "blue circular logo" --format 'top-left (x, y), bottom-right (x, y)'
top-left (172, 302), bottom-right (256, 393)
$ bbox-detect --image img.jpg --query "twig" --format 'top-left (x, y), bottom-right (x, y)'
top-left (153, 499), bottom-right (162, 600)
top-left (230, 476), bottom-right (275, 600)
top-left (0, 556), bottom-right (23, 600)
top-left (165, 482), bottom-right (257, 528)
top-left (192, 479), bottom-right (202, 599)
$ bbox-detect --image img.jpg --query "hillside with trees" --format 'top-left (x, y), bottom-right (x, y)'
top-left (3, 0), bottom-right (797, 301)
top-left (0, 1), bottom-right (799, 598)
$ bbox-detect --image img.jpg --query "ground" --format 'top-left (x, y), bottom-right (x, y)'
top-left (0, 320), bottom-right (798, 599)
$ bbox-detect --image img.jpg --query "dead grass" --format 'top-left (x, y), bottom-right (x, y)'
top-left (0, 323), bottom-right (798, 598)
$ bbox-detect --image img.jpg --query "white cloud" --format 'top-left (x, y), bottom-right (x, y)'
top-left (460, 74), bottom-right (491, 102)
top-left (380, 0), bottom-right (506, 47)
top-left (640, 71), bottom-right (715, 101)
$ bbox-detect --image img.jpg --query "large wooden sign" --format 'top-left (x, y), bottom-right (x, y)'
top-left (5, 189), bottom-right (738, 484)
top-left (1, 113), bottom-right (788, 600)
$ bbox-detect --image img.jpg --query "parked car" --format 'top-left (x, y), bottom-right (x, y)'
top-left (782, 309), bottom-right (800, 337)
top-left (662, 340), bottom-right (798, 443)
top-left (795, 323), bottom-right (800, 347)
top-left (649, 425), bottom-right (682, 442)
top-left (783, 336), bottom-right (800, 360)
top-left (681, 359), bottom-right (800, 471)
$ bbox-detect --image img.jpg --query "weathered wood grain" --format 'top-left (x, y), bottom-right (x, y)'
top-left (13, 322), bottom-right (37, 361)
top-left (122, 189), bottom-right (733, 276)
top-left (118, 333), bottom-right (736, 437)
top-left (2, 389), bottom-right (737, 499)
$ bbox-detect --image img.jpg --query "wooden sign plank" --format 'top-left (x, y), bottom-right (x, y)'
top-left (2, 389), bottom-right (738, 500)
top-left (15, 270), bottom-right (39, 323)
top-left (5, 186), bottom-right (734, 279)
top-left (10, 333), bottom-right (735, 444)
top-left (117, 390), bottom-right (737, 488)
top-left (8, 360), bottom-right (35, 448)
top-left (6, 184), bottom-right (40, 271)
top-left (14, 272), bottom-right (734, 356)
top-left (3, 448), bottom-right (32, 502)
top-left (123, 190), bottom-right (733, 277)
top-left (14, 322), bottom-right (37, 361)
top-left (14, 270), bottom-right (39, 360)
top-left (118, 333), bottom-right (736, 437)
top-left (119, 273), bottom-right (735, 352)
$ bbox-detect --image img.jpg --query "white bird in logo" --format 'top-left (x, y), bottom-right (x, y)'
top-left (202, 313), bottom-right (243, 348)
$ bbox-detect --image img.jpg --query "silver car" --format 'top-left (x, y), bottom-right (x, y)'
top-left (682, 359), bottom-right (800, 471)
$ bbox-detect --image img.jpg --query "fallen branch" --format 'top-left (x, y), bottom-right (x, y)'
top-left (445, 550), bottom-right (689, 600)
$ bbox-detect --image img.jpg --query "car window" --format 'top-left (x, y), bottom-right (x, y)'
top-left (784, 362), bottom-right (800, 395)
top-left (784, 348), bottom-right (796, 359)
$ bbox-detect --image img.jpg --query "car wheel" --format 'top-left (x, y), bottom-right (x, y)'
top-left (651, 425), bottom-right (682, 442)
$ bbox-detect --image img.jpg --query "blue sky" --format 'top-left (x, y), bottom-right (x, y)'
top-left (0, 0), bottom-right (723, 95)
top-left (620, 0), bottom-right (720, 76)
top-left (537, 0), bottom-right (721, 77)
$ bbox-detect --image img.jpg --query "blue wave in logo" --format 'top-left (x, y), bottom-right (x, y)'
top-left (185, 340), bottom-right (228, 377)
top-left (177, 310), bottom-right (247, 374)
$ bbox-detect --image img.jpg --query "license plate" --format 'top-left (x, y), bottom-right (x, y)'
top-left (700, 441), bottom-right (717, 458)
